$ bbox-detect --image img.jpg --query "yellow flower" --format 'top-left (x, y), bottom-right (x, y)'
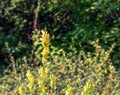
top-left (81, 80), bottom-right (94, 95)
top-left (41, 30), bottom-right (50, 47)
top-left (38, 80), bottom-right (46, 94)
top-left (41, 30), bottom-right (50, 63)
top-left (65, 86), bottom-right (73, 95)
top-left (50, 74), bottom-right (56, 88)
top-left (41, 47), bottom-right (49, 58)
top-left (26, 70), bottom-right (35, 88)
top-left (18, 85), bottom-right (24, 95)
top-left (37, 67), bottom-right (49, 94)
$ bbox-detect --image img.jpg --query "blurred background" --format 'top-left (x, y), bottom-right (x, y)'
top-left (0, 0), bottom-right (120, 70)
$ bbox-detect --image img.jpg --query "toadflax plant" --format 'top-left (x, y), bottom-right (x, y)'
top-left (32, 29), bottom-right (50, 65)
top-left (26, 70), bottom-right (35, 93)
top-left (41, 30), bottom-right (50, 63)
top-left (81, 80), bottom-right (95, 95)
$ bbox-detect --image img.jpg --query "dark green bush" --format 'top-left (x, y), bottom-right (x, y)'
top-left (0, 0), bottom-right (120, 68)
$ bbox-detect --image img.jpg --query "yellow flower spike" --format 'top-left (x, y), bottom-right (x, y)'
top-left (41, 30), bottom-right (50, 63)
top-left (30, 76), bottom-right (35, 86)
top-left (18, 85), bottom-right (24, 95)
top-left (41, 30), bottom-right (50, 46)
top-left (65, 86), bottom-right (73, 95)
top-left (38, 80), bottom-right (46, 94)
top-left (26, 70), bottom-right (35, 89)
top-left (50, 74), bottom-right (56, 88)
top-left (41, 47), bottom-right (49, 58)
top-left (81, 80), bottom-right (94, 95)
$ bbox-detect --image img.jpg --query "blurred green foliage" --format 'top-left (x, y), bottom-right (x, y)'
top-left (0, 0), bottom-right (120, 67)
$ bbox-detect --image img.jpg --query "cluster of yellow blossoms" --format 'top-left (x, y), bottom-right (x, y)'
top-left (81, 80), bottom-right (94, 95)
top-left (26, 70), bottom-right (35, 92)
top-left (65, 86), bottom-right (73, 95)
top-left (38, 67), bottom-right (49, 94)
top-left (41, 30), bottom-right (50, 63)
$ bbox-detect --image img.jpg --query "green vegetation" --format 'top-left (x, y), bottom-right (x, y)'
top-left (0, 0), bottom-right (120, 95)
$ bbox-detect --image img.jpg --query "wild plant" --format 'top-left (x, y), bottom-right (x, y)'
top-left (0, 33), bottom-right (120, 95)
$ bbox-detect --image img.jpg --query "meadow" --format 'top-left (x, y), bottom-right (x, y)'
top-left (0, 0), bottom-right (120, 95)
top-left (0, 30), bottom-right (120, 95)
